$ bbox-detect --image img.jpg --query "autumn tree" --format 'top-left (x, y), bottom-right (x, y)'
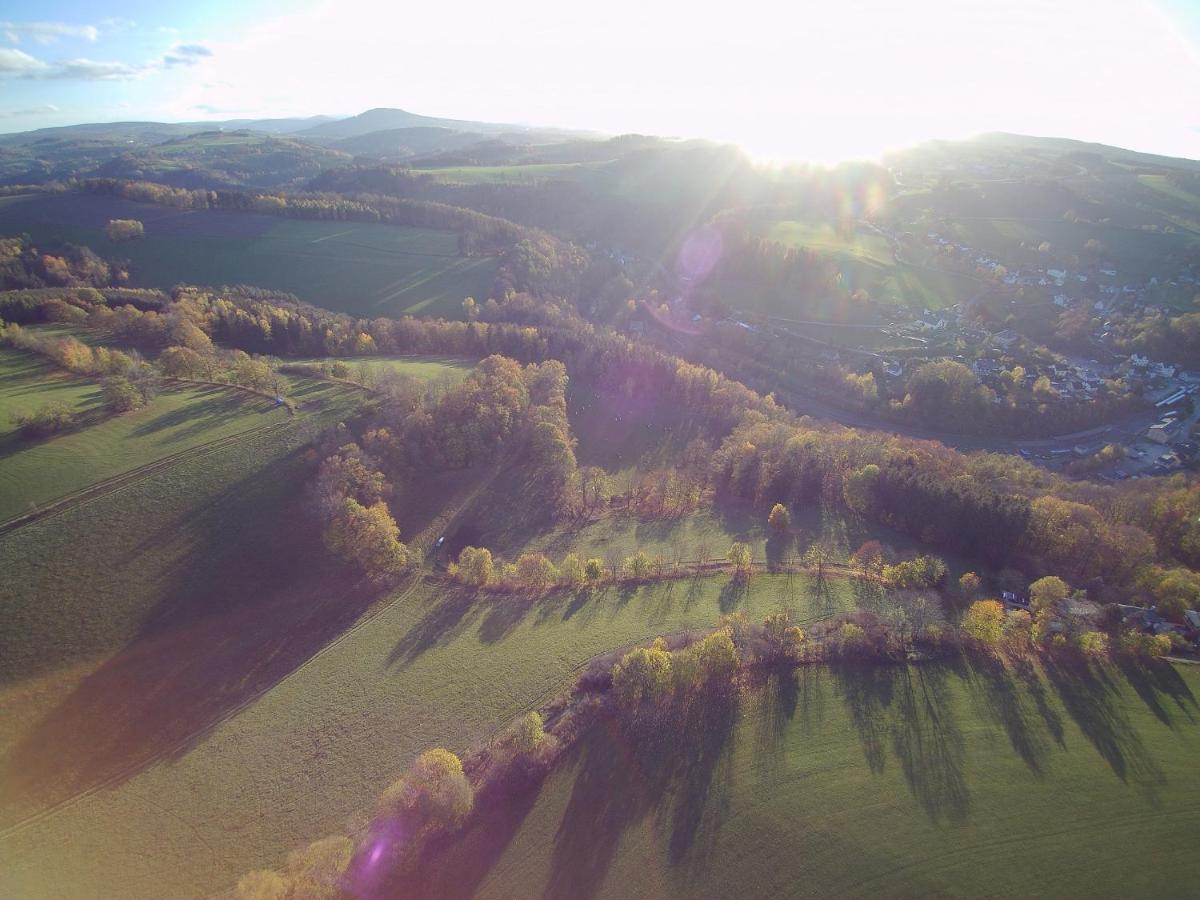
top-left (962, 600), bottom-right (1005, 646)
top-left (612, 639), bottom-right (673, 705)
top-left (451, 546), bottom-right (494, 587)
top-left (768, 503), bottom-right (790, 532)
top-left (959, 571), bottom-right (982, 599)
top-left (728, 541), bottom-right (752, 574)
top-left (515, 552), bottom-right (558, 591)
top-left (105, 219), bottom-right (145, 242)
top-left (323, 499), bottom-right (410, 584)
top-left (378, 748), bottom-right (473, 826)
top-left (1029, 575), bottom-right (1069, 612)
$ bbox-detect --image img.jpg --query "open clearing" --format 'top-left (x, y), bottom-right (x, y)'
top-left (0, 193), bottom-right (497, 319)
top-left (401, 658), bottom-right (1200, 898)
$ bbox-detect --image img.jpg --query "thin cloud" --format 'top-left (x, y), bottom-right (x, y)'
top-left (0, 104), bottom-right (59, 117)
top-left (164, 43), bottom-right (213, 68)
top-left (0, 21), bottom-right (100, 45)
top-left (0, 47), bottom-right (47, 73)
top-left (45, 58), bottom-right (146, 81)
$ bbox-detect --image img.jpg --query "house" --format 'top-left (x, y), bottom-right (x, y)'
top-left (994, 329), bottom-right (1020, 350)
top-left (1147, 423), bottom-right (1173, 444)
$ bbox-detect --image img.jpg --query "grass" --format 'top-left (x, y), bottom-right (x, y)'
top-left (289, 353), bottom-right (473, 384)
top-left (0, 376), bottom-right (293, 522)
top-left (0, 193), bottom-right (497, 319)
top-left (403, 657), bottom-right (1200, 898)
top-left (0, 554), bottom-right (877, 897)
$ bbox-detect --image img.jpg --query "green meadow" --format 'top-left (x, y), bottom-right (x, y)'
top-left (402, 657), bottom-right (1200, 898)
top-left (0, 193), bottom-right (497, 319)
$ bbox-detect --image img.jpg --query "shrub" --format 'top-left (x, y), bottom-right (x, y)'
top-left (234, 870), bottom-right (290, 900)
top-left (285, 835), bottom-right (353, 900)
top-left (612, 640), bottom-right (673, 705)
top-left (584, 557), bottom-right (604, 581)
top-left (507, 711), bottom-right (545, 756)
top-left (622, 549), bottom-right (653, 581)
top-left (882, 555), bottom-right (947, 589)
top-left (1120, 632), bottom-right (1172, 658)
top-left (1029, 575), bottom-right (1069, 611)
top-left (105, 218), bottom-right (145, 241)
top-left (559, 553), bottom-right (585, 586)
top-left (1077, 631), bottom-right (1110, 657)
top-left (673, 628), bottom-right (739, 689)
top-left (962, 600), bottom-right (1005, 645)
top-left (102, 375), bottom-right (148, 413)
top-left (451, 546), bottom-right (493, 586)
top-left (763, 610), bottom-right (806, 658)
top-left (959, 571), bottom-right (982, 598)
top-left (1002, 609), bottom-right (1033, 650)
top-left (12, 401), bottom-right (73, 437)
top-left (515, 552), bottom-right (558, 591)
top-left (728, 541), bottom-right (751, 572)
top-left (379, 748), bottom-right (473, 826)
top-left (839, 622), bottom-right (866, 651)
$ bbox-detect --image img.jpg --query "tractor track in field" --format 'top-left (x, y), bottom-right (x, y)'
top-left (0, 421), bottom-right (292, 539)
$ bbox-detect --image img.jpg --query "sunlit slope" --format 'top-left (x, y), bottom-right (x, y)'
top-left (406, 660), bottom-right (1200, 898)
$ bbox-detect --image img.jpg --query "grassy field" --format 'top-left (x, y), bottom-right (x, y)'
top-left (0, 364), bottom-right (295, 523)
top-left (402, 657), bottom-right (1200, 898)
top-left (0, 560), bottom-right (879, 897)
top-left (289, 353), bottom-right (473, 384)
top-left (0, 193), bottom-right (497, 319)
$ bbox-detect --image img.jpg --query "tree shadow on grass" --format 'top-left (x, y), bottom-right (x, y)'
top-left (889, 664), bottom-right (969, 824)
top-left (718, 573), bottom-right (749, 613)
top-left (1043, 653), bottom-right (1165, 793)
top-left (1114, 656), bottom-right (1198, 730)
top-left (386, 587), bottom-right (482, 667)
top-left (966, 652), bottom-right (1055, 777)
top-left (479, 594), bottom-right (536, 645)
top-left (545, 686), bottom-right (740, 898)
top-left (835, 662), bottom-right (969, 824)
top-left (383, 766), bottom-right (547, 900)
top-left (0, 447), bottom-right (381, 827)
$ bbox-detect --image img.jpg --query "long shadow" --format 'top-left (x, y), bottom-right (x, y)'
top-left (967, 653), bottom-right (1054, 776)
top-left (1043, 653), bottom-right (1165, 790)
top-left (479, 594), bottom-right (536, 644)
top-left (386, 587), bottom-right (482, 667)
top-left (834, 662), bottom-right (896, 774)
top-left (765, 532), bottom-right (792, 572)
top-left (1114, 656), bottom-right (1199, 729)
top-left (545, 687), bottom-right (740, 898)
top-left (889, 664), bottom-right (970, 824)
top-left (380, 765), bottom-right (547, 899)
top-left (718, 572), bottom-right (749, 613)
top-left (0, 447), bottom-right (380, 827)
top-left (129, 388), bottom-right (269, 443)
top-left (835, 662), bottom-right (969, 823)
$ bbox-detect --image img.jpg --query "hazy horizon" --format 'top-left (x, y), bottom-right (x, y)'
top-left (1, 0), bottom-right (1199, 162)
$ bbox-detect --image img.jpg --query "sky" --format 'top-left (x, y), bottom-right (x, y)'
top-left (0, 0), bottom-right (1198, 162)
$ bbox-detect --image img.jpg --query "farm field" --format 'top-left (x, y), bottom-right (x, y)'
top-left (0, 368), bottom-right (294, 522)
top-left (0, 563), bottom-right (873, 898)
top-left (0, 193), bottom-right (497, 319)
top-left (401, 658), bottom-right (1200, 898)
